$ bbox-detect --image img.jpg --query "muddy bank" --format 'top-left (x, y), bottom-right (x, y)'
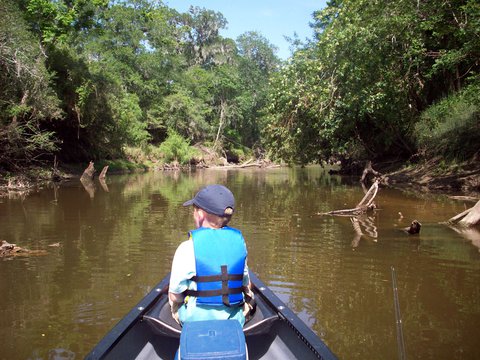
top-left (375, 156), bottom-right (480, 195)
top-left (2, 154), bottom-right (479, 197)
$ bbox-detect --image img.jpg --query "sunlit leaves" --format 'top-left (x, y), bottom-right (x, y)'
top-left (264, 0), bottom-right (479, 164)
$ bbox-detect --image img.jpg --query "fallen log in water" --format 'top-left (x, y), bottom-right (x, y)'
top-left (0, 240), bottom-right (47, 258)
top-left (207, 159), bottom-right (281, 170)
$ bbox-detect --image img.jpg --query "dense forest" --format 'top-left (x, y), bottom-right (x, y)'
top-left (1, 0), bottom-right (479, 173)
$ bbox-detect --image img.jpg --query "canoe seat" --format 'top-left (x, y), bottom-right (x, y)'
top-left (143, 296), bottom-right (182, 338)
top-left (143, 291), bottom-right (279, 338)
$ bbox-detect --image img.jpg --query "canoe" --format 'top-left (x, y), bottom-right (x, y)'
top-left (86, 272), bottom-right (337, 360)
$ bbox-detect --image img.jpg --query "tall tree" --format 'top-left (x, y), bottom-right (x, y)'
top-left (0, 0), bottom-right (61, 168)
top-left (263, 0), bottom-right (480, 164)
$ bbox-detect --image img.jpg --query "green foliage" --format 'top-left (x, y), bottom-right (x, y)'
top-left (179, 6), bottom-right (229, 66)
top-left (110, 92), bottom-right (150, 146)
top-left (0, 119), bottom-right (58, 168)
top-left (263, 0), bottom-right (480, 164)
top-left (97, 158), bottom-right (146, 172)
top-left (415, 81), bottom-right (480, 160)
top-left (0, 0), bottom-right (61, 168)
top-left (2, 0), bottom-right (282, 169)
top-left (157, 131), bottom-right (199, 165)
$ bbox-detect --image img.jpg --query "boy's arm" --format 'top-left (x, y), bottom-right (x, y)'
top-left (168, 240), bottom-right (195, 306)
top-left (168, 291), bottom-right (185, 305)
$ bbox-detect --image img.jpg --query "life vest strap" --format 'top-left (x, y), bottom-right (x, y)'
top-left (191, 274), bottom-right (243, 283)
top-left (184, 287), bottom-right (243, 298)
top-left (186, 265), bottom-right (244, 306)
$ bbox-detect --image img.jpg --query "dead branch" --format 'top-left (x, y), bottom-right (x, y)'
top-left (361, 161), bottom-right (381, 184)
top-left (318, 180), bottom-right (379, 216)
top-left (357, 180), bottom-right (379, 208)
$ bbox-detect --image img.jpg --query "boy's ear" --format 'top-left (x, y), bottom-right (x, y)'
top-left (196, 208), bottom-right (207, 221)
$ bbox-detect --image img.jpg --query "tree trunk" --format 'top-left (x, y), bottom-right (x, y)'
top-left (214, 98), bottom-right (227, 151)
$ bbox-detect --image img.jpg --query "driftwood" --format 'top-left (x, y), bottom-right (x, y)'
top-left (208, 158), bottom-right (280, 170)
top-left (448, 200), bottom-right (480, 227)
top-left (1, 240), bottom-right (47, 258)
top-left (319, 180), bottom-right (379, 216)
top-left (361, 161), bottom-right (381, 184)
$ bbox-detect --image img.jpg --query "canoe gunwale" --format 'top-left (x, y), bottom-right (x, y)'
top-left (248, 273), bottom-right (337, 360)
top-left (85, 277), bottom-right (170, 360)
top-left (86, 272), bottom-right (337, 360)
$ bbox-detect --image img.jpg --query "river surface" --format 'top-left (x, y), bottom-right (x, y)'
top-left (1, 166), bottom-right (479, 360)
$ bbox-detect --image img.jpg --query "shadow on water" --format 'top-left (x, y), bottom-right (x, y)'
top-left (0, 166), bottom-right (479, 360)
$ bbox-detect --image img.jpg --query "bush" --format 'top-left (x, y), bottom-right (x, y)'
top-left (415, 82), bottom-right (480, 160)
top-left (157, 132), bottom-right (199, 165)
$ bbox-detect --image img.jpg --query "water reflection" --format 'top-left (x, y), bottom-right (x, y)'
top-left (449, 226), bottom-right (480, 251)
top-left (0, 167), bottom-right (479, 360)
top-left (350, 215), bottom-right (378, 247)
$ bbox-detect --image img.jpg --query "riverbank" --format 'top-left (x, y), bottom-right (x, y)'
top-left (1, 155), bottom-right (479, 197)
top-left (378, 155), bottom-right (480, 195)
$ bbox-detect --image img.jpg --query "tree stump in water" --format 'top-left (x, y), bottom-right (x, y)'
top-left (80, 161), bottom-right (96, 198)
top-left (448, 200), bottom-right (480, 227)
top-left (81, 161), bottom-right (96, 181)
top-left (99, 165), bottom-right (109, 180)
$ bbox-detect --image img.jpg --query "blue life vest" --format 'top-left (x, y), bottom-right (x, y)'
top-left (186, 227), bottom-right (247, 307)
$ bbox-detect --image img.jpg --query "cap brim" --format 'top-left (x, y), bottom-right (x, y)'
top-left (183, 199), bottom-right (194, 207)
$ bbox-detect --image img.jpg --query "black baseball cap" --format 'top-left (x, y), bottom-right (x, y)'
top-left (183, 184), bottom-right (235, 216)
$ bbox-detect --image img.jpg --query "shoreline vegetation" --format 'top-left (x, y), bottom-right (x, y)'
top-left (1, 1), bottom-right (479, 199)
top-left (1, 147), bottom-right (479, 197)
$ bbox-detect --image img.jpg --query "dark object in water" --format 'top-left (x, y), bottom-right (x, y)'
top-left (404, 220), bottom-right (421, 235)
top-left (85, 272), bottom-right (337, 360)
